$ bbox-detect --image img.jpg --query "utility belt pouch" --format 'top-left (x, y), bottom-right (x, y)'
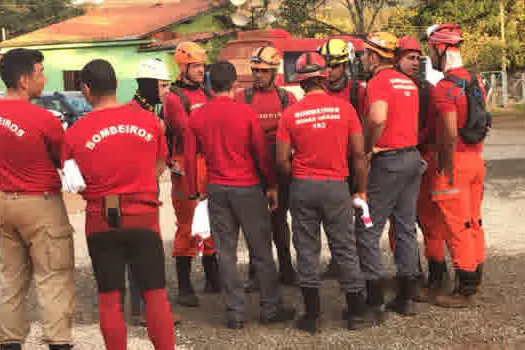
top-left (104, 194), bottom-right (121, 228)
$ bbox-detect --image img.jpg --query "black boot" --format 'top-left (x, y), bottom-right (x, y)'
top-left (365, 279), bottom-right (386, 325)
top-left (386, 277), bottom-right (417, 316)
top-left (49, 345), bottom-right (73, 350)
top-left (475, 263), bottom-right (484, 288)
top-left (345, 292), bottom-right (375, 330)
top-left (176, 256), bottom-right (199, 307)
top-left (321, 258), bottom-right (339, 280)
top-left (203, 254), bottom-right (221, 294)
top-left (435, 269), bottom-right (477, 308)
top-left (0, 344), bottom-right (21, 350)
top-left (295, 287), bottom-right (320, 334)
top-left (415, 260), bottom-right (448, 303)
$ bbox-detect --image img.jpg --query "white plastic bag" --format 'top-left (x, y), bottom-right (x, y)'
top-left (61, 159), bottom-right (86, 193)
top-left (191, 199), bottom-right (212, 256)
top-left (352, 197), bottom-right (373, 228)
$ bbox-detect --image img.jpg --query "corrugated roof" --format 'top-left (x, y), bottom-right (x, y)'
top-left (139, 30), bottom-right (236, 51)
top-left (1, 0), bottom-right (226, 48)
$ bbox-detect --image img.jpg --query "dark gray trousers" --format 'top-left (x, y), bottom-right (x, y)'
top-left (356, 150), bottom-right (422, 281)
top-left (207, 184), bottom-right (281, 322)
top-left (290, 179), bottom-right (365, 293)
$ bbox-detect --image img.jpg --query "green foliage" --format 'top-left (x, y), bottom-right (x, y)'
top-left (0, 0), bottom-right (83, 38)
top-left (404, 0), bottom-right (525, 71)
top-left (173, 8), bottom-right (232, 36)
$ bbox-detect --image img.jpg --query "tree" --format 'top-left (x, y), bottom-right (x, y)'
top-left (0, 0), bottom-right (83, 40)
top-left (403, 0), bottom-right (525, 71)
top-left (337, 0), bottom-right (400, 34)
top-left (278, 0), bottom-right (399, 37)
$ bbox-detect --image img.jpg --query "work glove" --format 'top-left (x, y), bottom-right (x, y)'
top-left (61, 159), bottom-right (86, 193)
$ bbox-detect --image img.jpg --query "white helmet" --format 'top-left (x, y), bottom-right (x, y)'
top-left (135, 58), bottom-right (171, 81)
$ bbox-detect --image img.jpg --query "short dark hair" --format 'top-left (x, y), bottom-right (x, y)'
top-left (299, 76), bottom-right (326, 93)
top-left (209, 61), bottom-right (237, 93)
top-left (0, 48), bottom-right (44, 88)
top-left (80, 59), bottom-right (117, 96)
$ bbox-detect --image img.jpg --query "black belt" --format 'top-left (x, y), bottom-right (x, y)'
top-left (373, 147), bottom-right (417, 159)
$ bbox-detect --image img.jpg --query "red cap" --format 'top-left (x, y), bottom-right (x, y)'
top-left (294, 52), bottom-right (328, 82)
top-left (397, 36), bottom-right (422, 56)
top-left (428, 23), bottom-right (463, 46)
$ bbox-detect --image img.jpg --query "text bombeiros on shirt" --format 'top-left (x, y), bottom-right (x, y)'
top-left (85, 124), bottom-right (153, 150)
top-left (0, 116), bottom-right (25, 137)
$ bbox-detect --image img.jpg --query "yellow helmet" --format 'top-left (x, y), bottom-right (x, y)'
top-left (173, 41), bottom-right (207, 66)
top-left (250, 46), bottom-right (281, 70)
top-left (318, 38), bottom-right (349, 65)
top-left (364, 32), bottom-right (398, 59)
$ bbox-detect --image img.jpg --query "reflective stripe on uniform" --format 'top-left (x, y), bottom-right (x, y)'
top-left (432, 188), bottom-right (460, 196)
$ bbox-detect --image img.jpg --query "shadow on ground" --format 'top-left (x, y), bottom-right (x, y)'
top-left (20, 242), bottom-right (520, 349)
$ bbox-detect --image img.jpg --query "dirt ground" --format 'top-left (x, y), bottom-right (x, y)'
top-left (13, 115), bottom-right (525, 349)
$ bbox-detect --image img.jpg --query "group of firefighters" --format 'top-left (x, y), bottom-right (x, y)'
top-left (0, 21), bottom-right (489, 349)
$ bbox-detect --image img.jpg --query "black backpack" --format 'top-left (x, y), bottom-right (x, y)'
top-left (166, 84), bottom-right (213, 157)
top-left (442, 72), bottom-right (492, 144)
top-left (244, 86), bottom-right (289, 109)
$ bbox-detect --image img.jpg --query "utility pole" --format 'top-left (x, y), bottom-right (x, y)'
top-left (500, 0), bottom-right (508, 107)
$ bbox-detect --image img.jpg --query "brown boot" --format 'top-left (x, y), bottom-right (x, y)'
top-left (435, 269), bottom-right (477, 309)
top-left (415, 260), bottom-right (448, 303)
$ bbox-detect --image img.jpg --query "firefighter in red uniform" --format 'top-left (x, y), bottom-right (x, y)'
top-left (277, 52), bottom-right (373, 333)
top-left (318, 38), bottom-right (368, 280)
top-left (357, 32), bottom-right (422, 319)
top-left (234, 46), bottom-right (298, 291)
top-left (184, 61), bottom-right (296, 329)
top-left (0, 49), bottom-right (75, 350)
top-left (388, 36), bottom-right (450, 301)
top-left (425, 24), bottom-right (488, 308)
top-left (62, 59), bottom-right (174, 350)
top-left (164, 41), bottom-right (219, 307)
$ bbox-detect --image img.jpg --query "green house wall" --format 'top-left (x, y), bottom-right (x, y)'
top-left (0, 41), bottom-right (177, 103)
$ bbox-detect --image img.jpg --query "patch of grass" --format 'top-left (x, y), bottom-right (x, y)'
top-left (490, 103), bottom-right (525, 118)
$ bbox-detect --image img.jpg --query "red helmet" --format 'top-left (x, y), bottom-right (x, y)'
top-left (294, 52), bottom-right (328, 82)
top-left (397, 36), bottom-right (421, 56)
top-left (428, 23), bottom-right (463, 46)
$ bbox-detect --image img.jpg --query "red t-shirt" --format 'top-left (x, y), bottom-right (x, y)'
top-left (234, 87), bottom-right (297, 145)
top-left (62, 103), bottom-right (167, 227)
top-left (184, 96), bottom-right (275, 194)
top-left (432, 67), bottom-right (485, 153)
top-left (364, 68), bottom-right (419, 149)
top-left (276, 92), bottom-right (362, 180)
top-left (325, 80), bottom-right (367, 120)
top-left (163, 87), bottom-right (210, 157)
top-left (0, 99), bottom-right (63, 193)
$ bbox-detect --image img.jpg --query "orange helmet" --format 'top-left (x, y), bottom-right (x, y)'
top-left (173, 41), bottom-right (207, 66)
top-left (364, 32), bottom-right (398, 59)
top-left (251, 46), bottom-right (282, 70)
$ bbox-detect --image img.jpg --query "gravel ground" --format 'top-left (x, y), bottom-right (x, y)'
top-left (8, 116), bottom-right (525, 349)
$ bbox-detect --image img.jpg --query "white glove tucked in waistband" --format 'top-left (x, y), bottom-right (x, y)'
top-left (61, 159), bottom-right (86, 194)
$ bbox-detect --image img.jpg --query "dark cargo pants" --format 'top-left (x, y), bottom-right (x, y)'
top-left (356, 149), bottom-right (422, 280)
top-left (290, 179), bottom-right (365, 293)
top-left (207, 184), bottom-right (282, 322)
